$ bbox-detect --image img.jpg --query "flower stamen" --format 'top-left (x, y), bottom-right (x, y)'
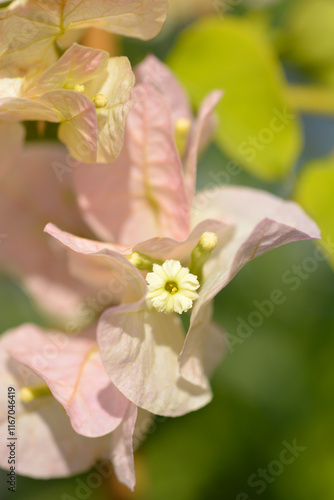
top-left (165, 281), bottom-right (178, 294)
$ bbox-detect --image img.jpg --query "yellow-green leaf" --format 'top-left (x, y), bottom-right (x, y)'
top-left (294, 155), bottom-right (334, 268)
top-left (168, 16), bottom-right (302, 182)
top-left (280, 0), bottom-right (334, 73)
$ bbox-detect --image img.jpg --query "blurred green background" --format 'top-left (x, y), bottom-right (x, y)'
top-left (1, 0), bottom-right (334, 498)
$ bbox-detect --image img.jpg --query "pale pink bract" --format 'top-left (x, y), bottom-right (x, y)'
top-left (0, 324), bottom-right (138, 489)
top-left (43, 57), bottom-right (321, 417)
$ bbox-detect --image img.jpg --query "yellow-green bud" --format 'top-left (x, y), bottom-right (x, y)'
top-left (189, 232), bottom-right (218, 282)
top-left (20, 384), bottom-right (52, 403)
top-left (127, 252), bottom-right (160, 271)
top-left (92, 94), bottom-right (108, 108)
top-left (197, 232), bottom-right (218, 252)
top-left (73, 84), bottom-right (85, 93)
top-left (174, 117), bottom-right (192, 158)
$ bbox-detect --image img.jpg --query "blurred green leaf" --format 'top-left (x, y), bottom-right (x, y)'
top-left (280, 0), bottom-right (334, 75)
top-left (0, 277), bottom-right (46, 333)
top-left (294, 155), bottom-right (334, 268)
top-left (168, 16), bottom-right (302, 181)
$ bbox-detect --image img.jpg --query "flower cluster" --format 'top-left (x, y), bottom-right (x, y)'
top-left (0, 1), bottom-right (320, 492)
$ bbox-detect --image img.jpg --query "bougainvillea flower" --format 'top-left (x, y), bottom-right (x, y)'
top-left (0, 0), bottom-right (168, 70)
top-left (146, 259), bottom-right (200, 314)
top-left (44, 65), bottom-right (320, 417)
top-left (0, 54), bottom-right (220, 324)
top-left (0, 43), bottom-right (134, 162)
top-left (0, 324), bottom-right (138, 488)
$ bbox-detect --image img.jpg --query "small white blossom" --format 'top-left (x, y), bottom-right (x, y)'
top-left (146, 260), bottom-right (200, 314)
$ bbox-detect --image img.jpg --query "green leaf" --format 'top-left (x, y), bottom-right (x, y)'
top-left (168, 16), bottom-right (302, 182)
top-left (294, 155), bottom-right (334, 269)
top-left (280, 0), bottom-right (334, 73)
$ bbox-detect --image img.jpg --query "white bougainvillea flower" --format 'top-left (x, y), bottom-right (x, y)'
top-left (43, 58), bottom-right (321, 419)
top-left (0, 324), bottom-right (138, 489)
top-left (0, 43), bottom-right (134, 162)
top-left (0, 0), bottom-right (168, 70)
top-left (146, 260), bottom-right (200, 314)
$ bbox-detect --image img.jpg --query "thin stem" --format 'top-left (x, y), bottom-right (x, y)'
top-left (81, 29), bottom-right (120, 57)
top-left (286, 85), bottom-right (334, 116)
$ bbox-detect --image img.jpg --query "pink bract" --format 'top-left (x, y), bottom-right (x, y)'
top-left (0, 324), bottom-right (138, 489)
top-left (43, 57), bottom-right (321, 417)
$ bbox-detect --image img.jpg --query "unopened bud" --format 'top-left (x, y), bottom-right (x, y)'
top-left (174, 117), bottom-right (192, 158)
top-left (20, 384), bottom-right (52, 403)
top-left (127, 252), bottom-right (158, 271)
top-left (189, 232), bottom-right (218, 282)
top-left (73, 84), bottom-right (85, 93)
top-left (92, 93), bottom-right (108, 108)
top-left (197, 232), bottom-right (218, 252)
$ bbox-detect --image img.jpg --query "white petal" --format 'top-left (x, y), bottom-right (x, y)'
top-left (162, 259), bottom-right (182, 279)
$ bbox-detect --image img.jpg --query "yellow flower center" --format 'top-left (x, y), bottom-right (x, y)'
top-left (165, 281), bottom-right (178, 294)
top-left (146, 260), bottom-right (200, 314)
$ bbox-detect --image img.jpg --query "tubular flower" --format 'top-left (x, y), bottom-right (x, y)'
top-left (146, 260), bottom-right (200, 314)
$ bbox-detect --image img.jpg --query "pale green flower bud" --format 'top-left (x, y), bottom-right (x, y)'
top-left (189, 231), bottom-right (218, 282)
top-left (174, 117), bottom-right (191, 158)
top-left (20, 384), bottom-right (52, 403)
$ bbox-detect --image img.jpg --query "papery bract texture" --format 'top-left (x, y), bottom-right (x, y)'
top-left (43, 61), bottom-right (320, 417)
top-left (2, 58), bottom-right (320, 419)
top-left (47, 142), bottom-right (320, 419)
top-left (0, 324), bottom-right (138, 489)
top-left (0, 44), bottom-right (134, 162)
top-left (0, 0), bottom-right (168, 70)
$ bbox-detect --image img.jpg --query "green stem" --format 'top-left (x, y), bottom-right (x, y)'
top-left (286, 85), bottom-right (334, 116)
